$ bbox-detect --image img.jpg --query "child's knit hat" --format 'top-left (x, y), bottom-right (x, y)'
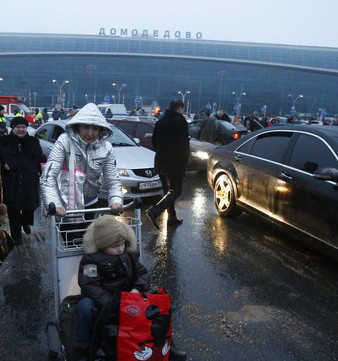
top-left (83, 215), bottom-right (137, 254)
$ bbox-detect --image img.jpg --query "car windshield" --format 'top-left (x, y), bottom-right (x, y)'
top-left (98, 106), bottom-right (107, 115)
top-left (21, 104), bottom-right (32, 114)
top-left (108, 125), bottom-right (137, 146)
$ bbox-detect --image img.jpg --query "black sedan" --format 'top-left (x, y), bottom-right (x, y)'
top-left (188, 119), bottom-right (247, 145)
top-left (207, 125), bottom-right (338, 252)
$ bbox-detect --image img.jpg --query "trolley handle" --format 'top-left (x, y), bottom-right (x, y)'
top-left (48, 197), bottom-right (142, 216)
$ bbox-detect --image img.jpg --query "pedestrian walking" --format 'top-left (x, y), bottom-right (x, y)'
top-left (146, 99), bottom-right (189, 229)
top-left (198, 111), bottom-right (219, 143)
top-left (52, 108), bottom-right (59, 120)
top-left (34, 108), bottom-right (43, 125)
top-left (42, 108), bottom-right (49, 123)
top-left (0, 116), bottom-right (46, 244)
top-left (0, 105), bottom-right (8, 136)
top-left (66, 108), bottom-right (76, 119)
top-left (59, 109), bottom-right (67, 120)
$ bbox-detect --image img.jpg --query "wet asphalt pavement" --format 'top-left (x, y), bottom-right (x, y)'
top-left (1, 171), bottom-right (338, 361)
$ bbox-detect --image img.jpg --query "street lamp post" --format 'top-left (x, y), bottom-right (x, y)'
top-left (112, 95), bottom-right (115, 104)
top-left (288, 94), bottom-right (303, 113)
top-left (178, 91), bottom-right (190, 105)
top-left (112, 83), bottom-right (126, 104)
top-left (52, 79), bottom-right (70, 108)
top-left (217, 71), bottom-right (227, 110)
top-left (33, 92), bottom-right (37, 108)
top-left (232, 91), bottom-right (246, 117)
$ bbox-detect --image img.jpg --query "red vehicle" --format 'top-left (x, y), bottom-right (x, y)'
top-left (0, 96), bottom-right (35, 124)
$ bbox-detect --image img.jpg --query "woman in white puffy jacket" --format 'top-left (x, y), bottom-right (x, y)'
top-left (40, 103), bottom-right (123, 216)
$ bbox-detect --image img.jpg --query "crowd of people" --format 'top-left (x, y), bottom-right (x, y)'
top-left (29, 106), bottom-right (78, 126)
top-left (0, 101), bottom-right (188, 361)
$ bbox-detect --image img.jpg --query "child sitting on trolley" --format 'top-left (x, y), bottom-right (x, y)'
top-left (76, 215), bottom-right (186, 361)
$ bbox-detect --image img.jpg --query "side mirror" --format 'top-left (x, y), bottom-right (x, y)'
top-left (144, 133), bottom-right (153, 139)
top-left (133, 137), bottom-right (140, 145)
top-left (313, 167), bottom-right (338, 183)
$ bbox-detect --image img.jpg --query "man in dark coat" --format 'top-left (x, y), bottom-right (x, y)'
top-left (0, 116), bottom-right (46, 243)
top-left (217, 109), bottom-right (231, 122)
top-left (42, 108), bottom-right (49, 123)
top-left (198, 112), bottom-right (219, 144)
top-left (146, 99), bottom-right (189, 229)
top-left (52, 108), bottom-right (59, 120)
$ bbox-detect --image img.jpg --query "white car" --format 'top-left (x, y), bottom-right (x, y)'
top-left (33, 120), bottom-right (163, 200)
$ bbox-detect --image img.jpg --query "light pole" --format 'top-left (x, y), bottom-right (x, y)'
top-left (112, 95), bottom-right (115, 104)
top-left (52, 79), bottom-right (70, 108)
top-left (178, 91), bottom-right (190, 105)
top-left (288, 94), bottom-right (303, 113)
top-left (33, 92), bottom-right (37, 107)
top-left (232, 91), bottom-right (246, 117)
top-left (217, 71), bottom-right (227, 110)
top-left (112, 83), bottom-right (126, 104)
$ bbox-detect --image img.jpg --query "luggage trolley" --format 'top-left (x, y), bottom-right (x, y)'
top-left (47, 198), bottom-right (142, 359)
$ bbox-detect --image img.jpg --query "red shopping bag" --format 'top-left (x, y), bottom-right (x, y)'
top-left (117, 289), bottom-right (172, 361)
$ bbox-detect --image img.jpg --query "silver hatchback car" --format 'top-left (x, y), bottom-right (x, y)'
top-left (32, 120), bottom-right (163, 200)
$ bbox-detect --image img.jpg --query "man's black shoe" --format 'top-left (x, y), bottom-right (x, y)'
top-left (145, 208), bottom-right (159, 230)
top-left (169, 345), bottom-right (187, 361)
top-left (167, 219), bottom-right (183, 226)
top-left (22, 225), bottom-right (31, 235)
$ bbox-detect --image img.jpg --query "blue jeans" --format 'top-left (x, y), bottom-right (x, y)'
top-left (75, 295), bottom-right (120, 348)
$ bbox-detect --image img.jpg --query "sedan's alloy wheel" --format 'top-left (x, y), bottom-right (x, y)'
top-left (214, 174), bottom-right (241, 217)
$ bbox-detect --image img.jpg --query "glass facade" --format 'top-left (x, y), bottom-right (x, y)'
top-left (0, 32), bottom-right (338, 115)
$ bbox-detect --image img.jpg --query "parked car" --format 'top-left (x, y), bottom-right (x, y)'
top-left (323, 117), bottom-right (337, 126)
top-left (33, 120), bottom-right (163, 200)
top-left (207, 125), bottom-right (338, 253)
top-left (188, 119), bottom-right (247, 144)
top-left (108, 117), bottom-right (217, 171)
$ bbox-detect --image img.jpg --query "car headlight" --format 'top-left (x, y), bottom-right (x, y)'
top-left (118, 169), bottom-right (129, 177)
top-left (191, 151), bottom-right (210, 160)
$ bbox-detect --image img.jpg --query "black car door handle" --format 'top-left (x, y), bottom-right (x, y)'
top-left (280, 172), bottom-right (293, 181)
top-left (234, 154), bottom-right (242, 162)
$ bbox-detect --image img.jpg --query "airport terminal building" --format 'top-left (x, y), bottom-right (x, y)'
top-left (0, 32), bottom-right (338, 115)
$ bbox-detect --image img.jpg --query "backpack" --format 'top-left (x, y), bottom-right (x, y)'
top-left (58, 294), bottom-right (84, 361)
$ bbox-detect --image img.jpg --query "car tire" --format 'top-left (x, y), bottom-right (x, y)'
top-left (214, 173), bottom-right (242, 217)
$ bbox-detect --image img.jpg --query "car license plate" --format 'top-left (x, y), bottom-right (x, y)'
top-left (139, 181), bottom-right (162, 190)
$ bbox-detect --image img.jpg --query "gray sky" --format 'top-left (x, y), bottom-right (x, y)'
top-left (1, 0), bottom-right (337, 47)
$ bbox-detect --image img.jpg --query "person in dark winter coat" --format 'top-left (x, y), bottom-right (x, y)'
top-left (52, 108), bottom-right (59, 120)
top-left (198, 112), bottom-right (219, 144)
top-left (59, 109), bottom-right (67, 120)
top-left (105, 108), bottom-right (113, 119)
top-left (76, 215), bottom-right (149, 360)
top-left (0, 116), bottom-right (46, 244)
top-left (145, 99), bottom-right (189, 229)
top-left (217, 109), bottom-right (231, 122)
top-left (42, 108), bottom-right (49, 123)
top-left (245, 111), bottom-right (264, 132)
top-left (76, 214), bottom-right (187, 361)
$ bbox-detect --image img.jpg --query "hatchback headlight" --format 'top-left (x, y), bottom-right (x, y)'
top-left (118, 168), bottom-right (129, 177)
top-left (191, 151), bottom-right (210, 160)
